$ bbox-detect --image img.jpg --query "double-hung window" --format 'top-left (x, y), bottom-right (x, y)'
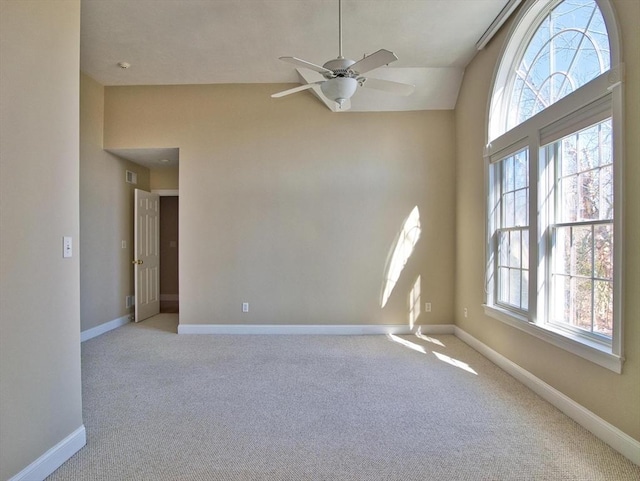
top-left (491, 148), bottom-right (530, 314)
top-left (485, 0), bottom-right (624, 372)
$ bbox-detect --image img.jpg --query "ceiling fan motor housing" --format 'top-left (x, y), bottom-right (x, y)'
top-left (322, 57), bottom-right (358, 78)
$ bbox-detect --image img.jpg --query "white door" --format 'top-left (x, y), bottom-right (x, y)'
top-left (134, 189), bottom-right (160, 322)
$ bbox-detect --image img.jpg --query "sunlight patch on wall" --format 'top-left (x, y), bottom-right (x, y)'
top-left (408, 276), bottom-right (421, 330)
top-left (381, 206), bottom-right (421, 308)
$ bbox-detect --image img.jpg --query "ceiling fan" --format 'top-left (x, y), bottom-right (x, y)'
top-left (271, 0), bottom-right (415, 111)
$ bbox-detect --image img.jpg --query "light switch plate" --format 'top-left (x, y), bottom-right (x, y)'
top-left (63, 236), bottom-right (72, 258)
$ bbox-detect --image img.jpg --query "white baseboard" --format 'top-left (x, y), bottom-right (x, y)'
top-left (160, 294), bottom-right (179, 302)
top-left (418, 324), bottom-right (456, 335)
top-left (454, 326), bottom-right (640, 465)
top-left (178, 323), bottom-right (417, 335)
top-left (81, 314), bottom-right (131, 342)
top-left (9, 425), bottom-right (86, 481)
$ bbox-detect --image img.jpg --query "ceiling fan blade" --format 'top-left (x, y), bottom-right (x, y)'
top-left (279, 57), bottom-right (333, 75)
top-left (349, 49), bottom-right (398, 75)
top-left (359, 77), bottom-right (415, 96)
top-left (271, 82), bottom-right (324, 98)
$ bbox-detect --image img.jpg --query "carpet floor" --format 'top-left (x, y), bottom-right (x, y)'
top-left (47, 314), bottom-right (639, 480)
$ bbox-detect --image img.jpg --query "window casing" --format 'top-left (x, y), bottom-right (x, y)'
top-left (485, 0), bottom-right (624, 372)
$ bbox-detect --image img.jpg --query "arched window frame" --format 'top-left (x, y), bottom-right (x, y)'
top-left (484, 0), bottom-right (625, 372)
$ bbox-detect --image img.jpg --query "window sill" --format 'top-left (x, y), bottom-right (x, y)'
top-left (483, 304), bottom-right (623, 373)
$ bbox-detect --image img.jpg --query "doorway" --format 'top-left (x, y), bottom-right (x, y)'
top-left (159, 195), bottom-right (179, 313)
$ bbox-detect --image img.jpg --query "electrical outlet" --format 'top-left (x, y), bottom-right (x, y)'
top-left (464, 307), bottom-right (468, 318)
top-left (425, 302), bottom-right (432, 313)
top-left (242, 302), bottom-right (249, 313)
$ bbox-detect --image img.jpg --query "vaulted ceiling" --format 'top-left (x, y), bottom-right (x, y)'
top-left (81, 0), bottom-right (511, 112)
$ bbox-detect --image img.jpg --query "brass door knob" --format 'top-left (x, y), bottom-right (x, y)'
top-left (132, 259), bottom-right (143, 265)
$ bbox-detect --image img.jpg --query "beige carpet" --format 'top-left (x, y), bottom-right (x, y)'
top-left (47, 314), bottom-right (639, 480)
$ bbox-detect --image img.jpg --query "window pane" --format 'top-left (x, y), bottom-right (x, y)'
top-left (510, 230), bottom-right (522, 268)
top-left (499, 231), bottom-right (509, 266)
top-left (600, 165), bottom-right (614, 219)
top-left (578, 170), bottom-right (600, 220)
top-left (515, 151), bottom-right (528, 189)
top-left (557, 119), bottom-right (613, 223)
top-left (503, 192), bottom-right (515, 227)
top-left (594, 224), bottom-right (613, 280)
top-left (600, 120), bottom-right (613, 166)
top-left (573, 278), bottom-right (593, 331)
top-left (499, 267), bottom-right (510, 304)
top-left (594, 280), bottom-right (613, 336)
top-left (573, 226), bottom-right (593, 277)
top-left (521, 270), bottom-right (529, 310)
top-left (559, 176), bottom-right (578, 222)
top-left (504, 155), bottom-right (514, 192)
top-left (579, 124), bottom-right (600, 171)
top-left (561, 135), bottom-right (578, 176)
top-left (506, 0), bottom-right (610, 131)
top-left (554, 226), bottom-right (571, 275)
top-left (522, 228), bottom-right (529, 270)
top-left (515, 189), bottom-right (528, 226)
top-left (553, 274), bottom-right (572, 323)
top-left (510, 269), bottom-right (521, 307)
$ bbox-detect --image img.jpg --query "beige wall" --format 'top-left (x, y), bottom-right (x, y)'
top-left (151, 166), bottom-right (179, 190)
top-left (0, 1), bottom-right (84, 479)
top-left (454, 0), bottom-right (639, 441)
top-left (104, 84), bottom-right (456, 327)
top-left (80, 73), bottom-right (150, 332)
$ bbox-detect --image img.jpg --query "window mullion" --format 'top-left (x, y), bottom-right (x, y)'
top-left (529, 133), bottom-right (539, 323)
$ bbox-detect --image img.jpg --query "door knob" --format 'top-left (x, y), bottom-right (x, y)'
top-left (132, 259), bottom-right (143, 265)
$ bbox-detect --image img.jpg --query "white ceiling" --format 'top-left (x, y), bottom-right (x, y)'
top-left (81, 0), bottom-right (510, 112)
top-left (105, 148), bottom-right (180, 169)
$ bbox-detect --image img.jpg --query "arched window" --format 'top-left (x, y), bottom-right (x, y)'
top-left (485, 0), bottom-right (624, 372)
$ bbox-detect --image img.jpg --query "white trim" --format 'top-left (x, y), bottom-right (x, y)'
top-left (160, 294), bottom-right (179, 302)
top-left (418, 324), bottom-right (456, 335)
top-left (8, 425), bottom-right (86, 481)
top-left (476, 0), bottom-right (524, 50)
top-left (453, 327), bottom-right (639, 465)
top-left (177, 323), bottom-right (433, 335)
top-left (483, 304), bottom-right (623, 373)
top-left (151, 189), bottom-right (179, 196)
top-left (81, 315), bottom-right (130, 342)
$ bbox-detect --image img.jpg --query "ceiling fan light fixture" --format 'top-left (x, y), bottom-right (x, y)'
top-left (320, 77), bottom-right (358, 104)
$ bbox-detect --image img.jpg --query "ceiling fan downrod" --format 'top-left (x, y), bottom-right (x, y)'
top-left (338, 0), bottom-right (343, 59)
